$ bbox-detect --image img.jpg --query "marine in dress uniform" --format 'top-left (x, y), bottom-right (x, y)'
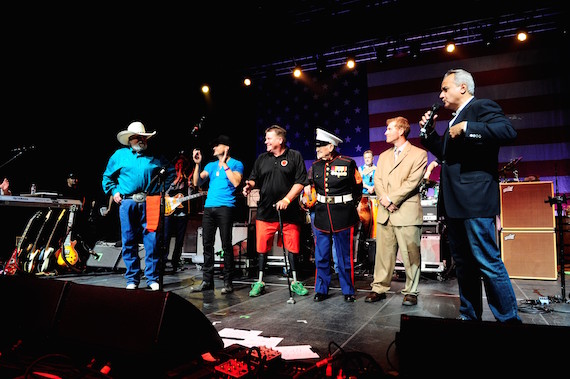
top-left (309, 128), bottom-right (363, 302)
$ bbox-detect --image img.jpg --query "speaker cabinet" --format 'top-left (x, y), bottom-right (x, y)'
top-left (500, 230), bottom-right (557, 280)
top-left (0, 276), bottom-right (68, 349)
top-left (500, 181), bottom-right (555, 229)
top-left (53, 283), bottom-right (223, 368)
top-left (0, 276), bottom-right (224, 376)
top-left (397, 315), bottom-right (570, 378)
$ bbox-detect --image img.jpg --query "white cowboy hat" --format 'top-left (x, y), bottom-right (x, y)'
top-left (117, 121), bottom-right (157, 146)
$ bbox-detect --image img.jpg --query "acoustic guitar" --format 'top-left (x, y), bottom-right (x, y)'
top-left (38, 209), bottom-right (66, 274)
top-left (24, 209), bottom-right (53, 273)
top-left (3, 210), bottom-right (42, 276)
top-left (164, 192), bottom-right (207, 216)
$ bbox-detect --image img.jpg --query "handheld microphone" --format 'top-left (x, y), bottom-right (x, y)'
top-left (190, 116), bottom-right (206, 136)
top-left (11, 145), bottom-right (35, 152)
top-left (419, 103), bottom-right (440, 138)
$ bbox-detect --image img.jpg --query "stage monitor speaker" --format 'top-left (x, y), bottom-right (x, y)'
top-left (87, 242), bottom-right (122, 269)
top-left (0, 276), bottom-right (69, 349)
top-left (397, 314), bottom-right (570, 378)
top-left (500, 230), bottom-right (557, 280)
top-left (500, 181), bottom-right (555, 229)
top-left (52, 281), bottom-right (223, 375)
top-left (115, 244), bottom-right (147, 270)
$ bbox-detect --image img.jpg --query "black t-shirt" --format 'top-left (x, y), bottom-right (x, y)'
top-left (248, 148), bottom-right (308, 223)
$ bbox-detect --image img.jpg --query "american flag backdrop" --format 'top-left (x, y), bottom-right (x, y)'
top-left (367, 44), bottom-right (570, 199)
top-left (254, 43), bottom-right (569, 200)
top-left (254, 67), bottom-right (370, 167)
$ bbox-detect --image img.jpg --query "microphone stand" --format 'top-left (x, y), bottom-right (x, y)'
top-left (0, 151), bottom-right (25, 170)
top-left (148, 166), bottom-right (168, 290)
top-left (544, 167), bottom-right (570, 313)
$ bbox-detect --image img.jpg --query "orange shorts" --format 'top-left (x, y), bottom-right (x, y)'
top-left (255, 220), bottom-right (300, 254)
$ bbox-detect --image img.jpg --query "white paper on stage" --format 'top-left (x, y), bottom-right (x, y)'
top-left (274, 345), bottom-right (320, 360)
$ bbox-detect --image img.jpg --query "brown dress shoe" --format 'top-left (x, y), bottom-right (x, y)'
top-left (402, 294), bottom-right (417, 306)
top-left (365, 292), bottom-right (386, 303)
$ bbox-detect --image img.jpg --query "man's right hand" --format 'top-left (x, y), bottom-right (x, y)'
top-left (242, 180), bottom-right (253, 197)
top-left (192, 149), bottom-right (202, 164)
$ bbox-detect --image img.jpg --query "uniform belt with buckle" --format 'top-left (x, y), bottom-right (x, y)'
top-left (124, 192), bottom-right (147, 203)
top-left (316, 194), bottom-right (353, 204)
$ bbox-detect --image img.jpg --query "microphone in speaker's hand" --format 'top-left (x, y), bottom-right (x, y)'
top-left (420, 103), bottom-right (441, 138)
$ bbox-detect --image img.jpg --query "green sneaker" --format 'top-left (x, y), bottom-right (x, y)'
top-left (291, 281), bottom-right (308, 296)
top-left (249, 281), bottom-right (265, 297)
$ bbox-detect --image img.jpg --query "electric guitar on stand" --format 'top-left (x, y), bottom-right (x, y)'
top-left (164, 192), bottom-right (207, 216)
top-left (56, 209), bottom-right (79, 269)
top-left (38, 209), bottom-right (67, 274)
top-left (3, 210), bottom-right (43, 275)
top-left (24, 209), bottom-right (53, 273)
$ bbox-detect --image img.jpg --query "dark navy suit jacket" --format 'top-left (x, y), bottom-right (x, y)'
top-left (421, 97), bottom-right (517, 219)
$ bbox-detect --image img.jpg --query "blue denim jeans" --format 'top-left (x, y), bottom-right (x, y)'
top-left (119, 199), bottom-right (159, 285)
top-left (446, 217), bottom-right (521, 322)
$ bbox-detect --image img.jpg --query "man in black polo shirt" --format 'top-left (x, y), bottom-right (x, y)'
top-left (242, 125), bottom-right (309, 297)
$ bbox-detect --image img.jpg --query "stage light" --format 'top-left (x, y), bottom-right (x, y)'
top-left (346, 56), bottom-right (355, 69)
top-left (409, 42), bottom-right (421, 59)
top-left (293, 66), bottom-right (302, 78)
top-left (482, 28), bottom-right (495, 47)
top-left (201, 85), bottom-right (210, 94)
top-left (445, 40), bottom-right (456, 53)
top-left (243, 77), bottom-right (251, 86)
top-left (374, 45), bottom-right (387, 64)
top-left (516, 29), bottom-right (528, 42)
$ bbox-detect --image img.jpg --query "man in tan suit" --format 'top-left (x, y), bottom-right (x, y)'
top-left (365, 116), bottom-right (427, 306)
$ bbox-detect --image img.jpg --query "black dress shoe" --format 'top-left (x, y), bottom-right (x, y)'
top-left (344, 295), bottom-right (356, 302)
top-left (190, 282), bottom-right (213, 292)
top-left (314, 293), bottom-right (328, 302)
top-left (402, 294), bottom-right (417, 306)
top-left (365, 292), bottom-right (386, 303)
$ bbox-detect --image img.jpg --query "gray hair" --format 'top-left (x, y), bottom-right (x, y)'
top-left (445, 68), bottom-right (475, 95)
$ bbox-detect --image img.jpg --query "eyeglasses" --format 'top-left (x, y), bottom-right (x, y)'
top-left (129, 135), bottom-right (147, 141)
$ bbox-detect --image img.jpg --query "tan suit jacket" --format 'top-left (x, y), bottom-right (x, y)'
top-left (373, 142), bottom-right (427, 226)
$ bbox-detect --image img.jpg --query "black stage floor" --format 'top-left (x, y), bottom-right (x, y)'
top-left (2, 257), bottom-right (569, 378)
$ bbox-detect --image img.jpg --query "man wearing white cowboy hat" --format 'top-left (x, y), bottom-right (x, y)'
top-left (102, 121), bottom-right (175, 291)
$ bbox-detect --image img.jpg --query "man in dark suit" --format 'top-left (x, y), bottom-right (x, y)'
top-left (420, 68), bottom-right (521, 322)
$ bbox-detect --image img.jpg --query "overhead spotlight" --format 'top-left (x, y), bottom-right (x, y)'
top-left (346, 56), bottom-right (356, 69)
top-left (201, 84), bottom-right (210, 94)
top-left (516, 29), bottom-right (528, 42)
top-left (293, 66), bottom-right (302, 78)
top-left (316, 54), bottom-right (326, 73)
top-left (374, 45), bottom-right (387, 64)
top-left (482, 29), bottom-right (495, 47)
top-left (409, 42), bottom-right (421, 59)
top-left (243, 77), bottom-right (252, 86)
top-left (445, 40), bottom-right (456, 53)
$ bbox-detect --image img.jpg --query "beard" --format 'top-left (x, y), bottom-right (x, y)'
top-left (131, 141), bottom-right (147, 152)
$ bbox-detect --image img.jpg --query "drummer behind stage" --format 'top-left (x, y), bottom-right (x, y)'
top-left (365, 116), bottom-right (427, 306)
